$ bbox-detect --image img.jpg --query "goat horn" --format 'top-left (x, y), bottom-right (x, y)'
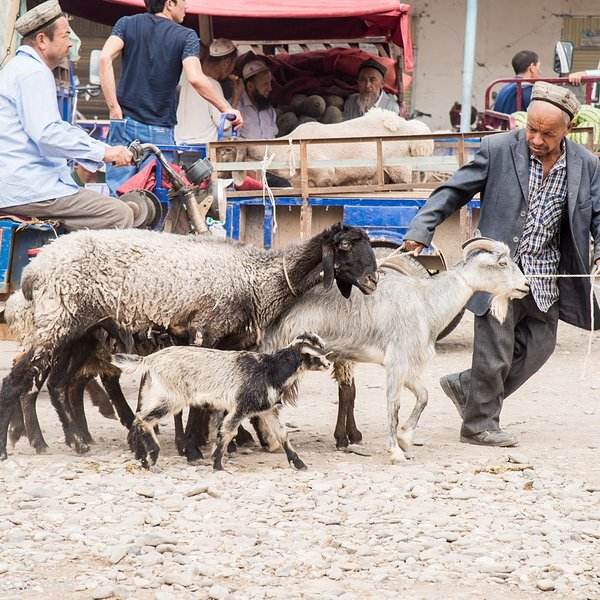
top-left (461, 237), bottom-right (505, 260)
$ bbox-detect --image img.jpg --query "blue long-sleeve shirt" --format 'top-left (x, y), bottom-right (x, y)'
top-left (0, 46), bottom-right (107, 209)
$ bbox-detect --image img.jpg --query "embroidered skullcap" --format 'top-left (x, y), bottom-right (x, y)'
top-left (15, 0), bottom-right (63, 37)
top-left (531, 81), bottom-right (581, 120)
top-left (209, 39), bottom-right (237, 57)
top-left (242, 59), bottom-right (270, 81)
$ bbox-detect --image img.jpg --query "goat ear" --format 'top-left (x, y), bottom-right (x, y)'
top-left (336, 279), bottom-right (353, 299)
top-left (322, 244), bottom-right (335, 290)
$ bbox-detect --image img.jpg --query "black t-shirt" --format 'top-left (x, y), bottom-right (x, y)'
top-left (112, 13), bottom-right (199, 127)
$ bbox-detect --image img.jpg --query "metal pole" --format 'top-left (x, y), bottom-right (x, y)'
top-left (460, 0), bottom-right (478, 132)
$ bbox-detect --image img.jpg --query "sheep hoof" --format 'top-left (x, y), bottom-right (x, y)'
top-left (290, 456), bottom-right (307, 470)
top-left (213, 461), bottom-right (225, 471)
top-left (335, 435), bottom-right (349, 449)
top-left (227, 440), bottom-right (238, 454)
top-left (348, 429), bottom-right (363, 444)
top-left (0, 449), bottom-right (7, 460)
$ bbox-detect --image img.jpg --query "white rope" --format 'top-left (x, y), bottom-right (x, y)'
top-left (261, 145), bottom-right (278, 233)
top-left (282, 255), bottom-right (298, 297)
top-left (287, 138), bottom-right (297, 177)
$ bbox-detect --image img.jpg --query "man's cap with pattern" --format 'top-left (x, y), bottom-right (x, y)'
top-left (15, 0), bottom-right (63, 37)
top-left (358, 58), bottom-right (387, 79)
top-left (531, 81), bottom-right (581, 119)
top-left (209, 39), bottom-right (237, 57)
top-left (242, 59), bottom-right (270, 81)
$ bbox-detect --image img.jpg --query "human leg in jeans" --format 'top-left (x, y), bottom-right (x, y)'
top-left (105, 117), bottom-right (175, 196)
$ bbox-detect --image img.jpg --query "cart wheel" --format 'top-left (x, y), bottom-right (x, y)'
top-left (372, 243), bottom-right (464, 340)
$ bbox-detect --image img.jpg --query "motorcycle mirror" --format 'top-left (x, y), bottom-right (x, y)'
top-left (553, 41), bottom-right (573, 76)
top-left (89, 49), bottom-right (101, 85)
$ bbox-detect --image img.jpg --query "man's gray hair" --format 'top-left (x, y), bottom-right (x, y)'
top-left (527, 100), bottom-right (572, 127)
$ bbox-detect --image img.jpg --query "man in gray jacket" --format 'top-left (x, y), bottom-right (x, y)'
top-left (403, 82), bottom-right (600, 447)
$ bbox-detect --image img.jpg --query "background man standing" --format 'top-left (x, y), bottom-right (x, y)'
top-left (175, 38), bottom-right (239, 144)
top-left (493, 50), bottom-right (541, 115)
top-left (403, 82), bottom-right (600, 448)
top-left (99, 0), bottom-right (242, 194)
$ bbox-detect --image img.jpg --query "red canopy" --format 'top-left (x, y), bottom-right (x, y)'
top-left (60, 0), bottom-right (413, 72)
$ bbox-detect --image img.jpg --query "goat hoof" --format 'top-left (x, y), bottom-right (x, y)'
top-left (0, 449), bottom-right (7, 460)
top-left (73, 440), bottom-right (90, 455)
top-left (348, 429), bottom-right (363, 444)
top-left (185, 446), bottom-right (204, 462)
top-left (335, 435), bottom-right (349, 449)
top-left (34, 443), bottom-right (48, 454)
top-left (213, 461), bottom-right (224, 471)
top-left (227, 440), bottom-right (237, 454)
top-left (290, 456), bottom-right (307, 470)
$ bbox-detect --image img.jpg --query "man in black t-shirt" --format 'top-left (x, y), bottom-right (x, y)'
top-left (99, 0), bottom-right (242, 195)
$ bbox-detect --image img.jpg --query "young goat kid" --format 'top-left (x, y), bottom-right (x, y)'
top-left (114, 333), bottom-right (330, 471)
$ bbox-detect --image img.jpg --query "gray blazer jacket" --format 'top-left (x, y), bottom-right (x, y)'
top-left (405, 128), bottom-right (600, 330)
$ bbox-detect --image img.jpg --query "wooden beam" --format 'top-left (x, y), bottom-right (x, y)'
top-left (198, 15), bottom-right (213, 45)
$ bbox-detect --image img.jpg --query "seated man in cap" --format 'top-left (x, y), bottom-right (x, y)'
top-left (0, 0), bottom-right (134, 230)
top-left (235, 59), bottom-right (278, 140)
top-left (99, 0), bottom-right (243, 195)
top-left (403, 81), bottom-right (600, 448)
top-left (175, 39), bottom-right (239, 144)
top-left (343, 58), bottom-right (400, 121)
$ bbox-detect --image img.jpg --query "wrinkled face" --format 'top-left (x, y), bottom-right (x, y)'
top-left (327, 228), bottom-right (379, 298)
top-left (358, 67), bottom-right (384, 97)
top-left (37, 17), bottom-right (71, 68)
top-left (526, 101), bottom-right (570, 160)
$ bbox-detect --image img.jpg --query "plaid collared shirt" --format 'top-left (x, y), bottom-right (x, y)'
top-left (515, 145), bottom-right (568, 312)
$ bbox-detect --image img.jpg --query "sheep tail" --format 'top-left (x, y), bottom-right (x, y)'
top-left (112, 353), bottom-right (143, 373)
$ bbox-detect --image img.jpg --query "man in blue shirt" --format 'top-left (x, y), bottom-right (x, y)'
top-left (0, 1), bottom-right (134, 230)
top-left (99, 0), bottom-right (243, 195)
top-left (493, 50), bottom-right (540, 115)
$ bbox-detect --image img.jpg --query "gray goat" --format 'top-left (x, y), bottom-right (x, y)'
top-left (259, 238), bottom-right (529, 462)
top-left (114, 333), bottom-right (330, 470)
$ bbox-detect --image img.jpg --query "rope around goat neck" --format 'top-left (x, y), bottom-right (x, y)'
top-left (282, 255), bottom-right (298, 297)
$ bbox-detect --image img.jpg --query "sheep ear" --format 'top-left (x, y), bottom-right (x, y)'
top-left (337, 279), bottom-right (352, 299)
top-left (322, 244), bottom-right (335, 290)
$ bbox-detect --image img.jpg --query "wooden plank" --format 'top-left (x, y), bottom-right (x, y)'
top-left (299, 142), bottom-right (311, 240)
top-left (376, 139), bottom-right (385, 185)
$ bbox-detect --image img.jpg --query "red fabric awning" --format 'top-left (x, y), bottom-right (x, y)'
top-left (60, 0), bottom-right (413, 72)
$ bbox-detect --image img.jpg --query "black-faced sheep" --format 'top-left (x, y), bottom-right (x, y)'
top-left (0, 224), bottom-right (377, 459)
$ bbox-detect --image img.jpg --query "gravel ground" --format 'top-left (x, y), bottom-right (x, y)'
top-left (1, 313), bottom-right (599, 600)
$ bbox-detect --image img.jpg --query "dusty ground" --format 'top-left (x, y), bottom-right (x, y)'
top-left (1, 313), bottom-right (599, 600)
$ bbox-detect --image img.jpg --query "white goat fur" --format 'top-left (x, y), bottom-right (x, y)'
top-left (235, 108), bottom-right (434, 186)
top-left (116, 334), bottom-right (330, 469)
top-left (260, 241), bottom-right (528, 462)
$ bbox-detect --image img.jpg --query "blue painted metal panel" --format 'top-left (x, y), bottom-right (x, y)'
top-left (343, 205), bottom-right (419, 228)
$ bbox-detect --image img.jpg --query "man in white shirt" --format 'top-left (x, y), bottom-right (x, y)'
top-left (175, 39), bottom-right (239, 144)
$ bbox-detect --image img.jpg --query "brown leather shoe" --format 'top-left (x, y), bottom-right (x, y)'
top-left (440, 373), bottom-right (466, 418)
top-left (460, 430), bottom-right (519, 447)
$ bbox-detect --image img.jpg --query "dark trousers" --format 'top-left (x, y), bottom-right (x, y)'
top-left (458, 294), bottom-right (560, 436)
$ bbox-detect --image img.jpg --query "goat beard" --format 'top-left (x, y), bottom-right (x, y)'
top-left (357, 92), bottom-right (380, 114)
top-left (489, 296), bottom-right (509, 323)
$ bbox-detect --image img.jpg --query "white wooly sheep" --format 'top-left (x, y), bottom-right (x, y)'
top-left (259, 239), bottom-right (530, 463)
top-left (114, 333), bottom-right (330, 470)
top-left (238, 108), bottom-right (434, 186)
top-left (0, 225), bottom-right (378, 460)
